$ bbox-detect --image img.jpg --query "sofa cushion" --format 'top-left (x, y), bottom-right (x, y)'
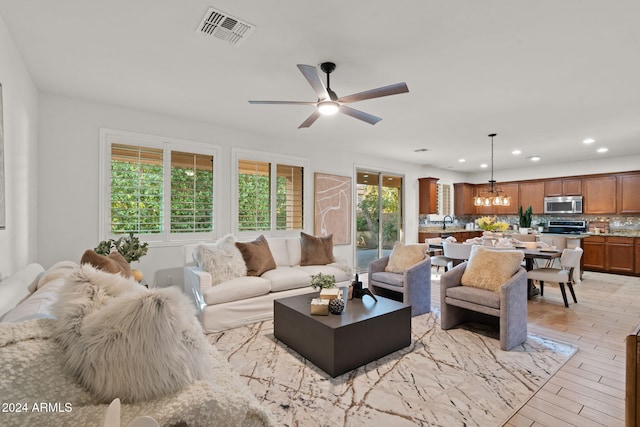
top-left (203, 276), bottom-right (272, 305)
top-left (0, 263), bottom-right (45, 320)
top-left (265, 237), bottom-right (290, 267)
top-left (236, 235), bottom-right (277, 276)
top-left (385, 242), bottom-right (426, 273)
top-left (194, 234), bottom-right (247, 286)
top-left (287, 237), bottom-right (302, 266)
top-left (461, 246), bottom-right (524, 292)
top-left (446, 285), bottom-right (501, 309)
top-left (80, 250), bottom-right (132, 278)
top-left (300, 232), bottom-right (334, 266)
top-left (295, 265), bottom-right (351, 283)
top-left (371, 271), bottom-right (405, 288)
top-left (261, 267), bottom-right (313, 292)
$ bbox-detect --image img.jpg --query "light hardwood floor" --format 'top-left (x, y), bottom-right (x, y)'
top-left (429, 269), bottom-right (640, 427)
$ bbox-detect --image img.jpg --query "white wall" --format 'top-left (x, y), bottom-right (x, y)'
top-left (38, 93), bottom-right (452, 285)
top-left (0, 13), bottom-right (39, 279)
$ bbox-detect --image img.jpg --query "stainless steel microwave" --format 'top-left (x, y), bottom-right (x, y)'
top-left (544, 196), bottom-right (583, 214)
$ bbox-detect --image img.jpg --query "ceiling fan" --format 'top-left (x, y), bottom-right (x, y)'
top-left (249, 62), bottom-right (409, 128)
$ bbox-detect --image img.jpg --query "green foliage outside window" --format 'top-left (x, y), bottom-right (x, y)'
top-left (110, 160), bottom-right (213, 235)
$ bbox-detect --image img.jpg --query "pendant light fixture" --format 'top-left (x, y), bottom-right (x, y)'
top-left (473, 133), bottom-right (511, 207)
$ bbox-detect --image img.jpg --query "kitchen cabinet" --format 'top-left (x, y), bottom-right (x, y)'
top-left (606, 236), bottom-right (635, 274)
top-left (519, 181), bottom-right (545, 214)
top-left (583, 176), bottom-right (617, 214)
top-left (544, 178), bottom-right (582, 197)
top-left (418, 232), bottom-right (440, 243)
top-left (618, 173), bottom-right (640, 214)
top-left (495, 183), bottom-right (519, 215)
top-left (583, 236), bottom-right (606, 271)
top-left (453, 183), bottom-right (475, 216)
top-left (636, 239), bottom-right (640, 275)
top-left (418, 177), bottom-right (438, 214)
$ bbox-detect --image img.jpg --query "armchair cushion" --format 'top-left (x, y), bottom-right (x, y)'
top-left (385, 242), bottom-right (426, 273)
top-left (461, 246), bottom-right (524, 292)
top-left (370, 271), bottom-right (405, 288)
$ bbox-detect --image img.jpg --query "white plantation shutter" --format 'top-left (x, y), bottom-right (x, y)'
top-left (171, 151), bottom-right (214, 233)
top-left (110, 144), bottom-right (164, 234)
top-left (276, 164), bottom-right (303, 230)
top-left (238, 159), bottom-right (271, 231)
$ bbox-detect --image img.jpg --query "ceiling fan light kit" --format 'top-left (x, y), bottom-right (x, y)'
top-left (249, 61), bottom-right (409, 128)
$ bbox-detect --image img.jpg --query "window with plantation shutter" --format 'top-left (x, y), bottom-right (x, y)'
top-left (276, 164), bottom-right (303, 230)
top-left (238, 160), bottom-right (271, 231)
top-left (110, 144), bottom-right (164, 234)
top-left (101, 129), bottom-right (217, 243)
top-left (171, 151), bottom-right (214, 233)
top-left (235, 150), bottom-right (307, 234)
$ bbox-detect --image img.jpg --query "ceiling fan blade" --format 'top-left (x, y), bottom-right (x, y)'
top-left (297, 64), bottom-right (330, 100)
top-left (249, 100), bottom-right (316, 105)
top-left (298, 111), bottom-right (322, 128)
top-left (337, 82), bottom-right (409, 104)
top-left (339, 106), bottom-right (382, 125)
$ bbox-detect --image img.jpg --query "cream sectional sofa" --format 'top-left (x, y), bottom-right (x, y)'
top-left (183, 236), bottom-right (353, 333)
top-left (0, 262), bottom-right (274, 426)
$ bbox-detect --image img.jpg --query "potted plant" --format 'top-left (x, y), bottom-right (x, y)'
top-left (537, 218), bottom-right (546, 232)
top-left (310, 273), bottom-right (336, 291)
top-left (95, 232), bottom-right (149, 281)
top-left (518, 206), bottom-right (533, 234)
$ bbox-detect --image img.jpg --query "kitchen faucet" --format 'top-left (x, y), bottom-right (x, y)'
top-left (443, 215), bottom-right (454, 230)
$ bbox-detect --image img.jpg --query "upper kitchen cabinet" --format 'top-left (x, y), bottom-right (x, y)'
top-left (454, 183), bottom-right (475, 216)
top-left (519, 181), bottom-right (545, 214)
top-left (418, 177), bottom-right (438, 214)
top-left (495, 183), bottom-right (519, 215)
top-left (473, 183), bottom-right (493, 215)
top-left (583, 176), bottom-right (617, 214)
top-left (618, 173), bottom-right (640, 214)
top-left (544, 178), bottom-right (582, 196)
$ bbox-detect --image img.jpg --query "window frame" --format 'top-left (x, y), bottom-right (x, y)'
top-left (99, 128), bottom-right (220, 246)
top-left (232, 148), bottom-right (309, 238)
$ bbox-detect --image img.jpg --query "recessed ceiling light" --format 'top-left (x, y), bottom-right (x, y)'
top-left (480, 163), bottom-right (488, 168)
top-left (414, 148), bottom-right (429, 152)
top-left (597, 147), bottom-right (608, 153)
top-left (583, 138), bottom-right (595, 144)
top-left (458, 158), bottom-right (466, 163)
top-left (528, 156), bottom-right (541, 161)
top-left (512, 149), bottom-right (522, 155)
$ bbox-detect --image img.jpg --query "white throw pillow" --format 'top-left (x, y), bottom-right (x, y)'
top-left (461, 245), bottom-right (524, 292)
top-left (194, 234), bottom-right (247, 286)
top-left (53, 265), bottom-right (212, 404)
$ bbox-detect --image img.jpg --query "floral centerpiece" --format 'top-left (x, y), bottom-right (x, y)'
top-left (475, 216), bottom-right (509, 232)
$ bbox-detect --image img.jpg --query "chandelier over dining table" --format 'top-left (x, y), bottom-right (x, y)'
top-left (473, 133), bottom-right (511, 207)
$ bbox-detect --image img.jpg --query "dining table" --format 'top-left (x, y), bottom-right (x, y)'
top-left (427, 242), bottom-right (561, 299)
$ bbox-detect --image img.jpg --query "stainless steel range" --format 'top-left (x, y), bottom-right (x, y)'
top-left (544, 220), bottom-right (587, 234)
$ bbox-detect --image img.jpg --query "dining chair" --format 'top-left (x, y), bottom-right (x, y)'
top-left (426, 238), bottom-right (450, 275)
top-left (443, 242), bottom-right (474, 268)
top-left (526, 247), bottom-right (583, 307)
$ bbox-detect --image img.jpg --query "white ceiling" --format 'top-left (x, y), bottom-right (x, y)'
top-left (1, 0), bottom-right (639, 173)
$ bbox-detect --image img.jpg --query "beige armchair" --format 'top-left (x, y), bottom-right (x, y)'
top-left (440, 246), bottom-right (528, 351)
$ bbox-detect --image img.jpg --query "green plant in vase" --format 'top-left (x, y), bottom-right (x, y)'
top-left (310, 273), bottom-right (336, 291)
top-left (95, 232), bottom-right (149, 282)
top-left (518, 206), bottom-right (533, 228)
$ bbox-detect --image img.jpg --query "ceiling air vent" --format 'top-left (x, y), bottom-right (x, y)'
top-left (196, 7), bottom-right (255, 46)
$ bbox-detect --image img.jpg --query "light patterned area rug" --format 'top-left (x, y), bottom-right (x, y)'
top-left (209, 310), bottom-right (576, 427)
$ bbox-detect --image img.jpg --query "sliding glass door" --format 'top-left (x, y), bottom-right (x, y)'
top-left (355, 170), bottom-right (403, 272)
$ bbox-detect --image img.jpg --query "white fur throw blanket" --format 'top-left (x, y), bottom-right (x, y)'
top-left (0, 319), bottom-right (274, 426)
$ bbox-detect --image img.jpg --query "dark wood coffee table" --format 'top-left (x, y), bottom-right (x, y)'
top-left (273, 292), bottom-right (411, 377)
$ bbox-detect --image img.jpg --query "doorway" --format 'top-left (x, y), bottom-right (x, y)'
top-left (355, 169), bottom-right (403, 272)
